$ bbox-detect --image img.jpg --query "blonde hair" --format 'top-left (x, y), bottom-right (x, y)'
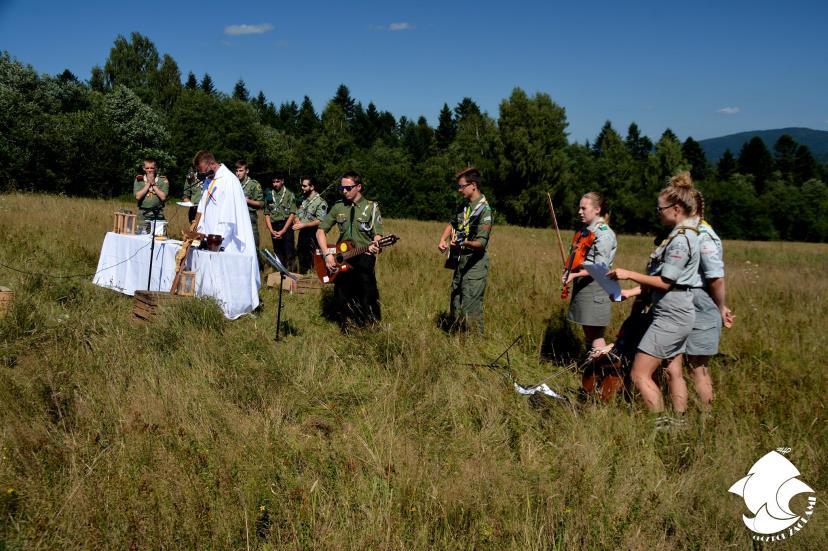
top-left (582, 191), bottom-right (610, 224)
top-left (660, 171), bottom-right (697, 215)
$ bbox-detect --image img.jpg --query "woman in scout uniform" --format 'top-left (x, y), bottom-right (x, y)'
top-left (316, 171), bottom-right (384, 329)
top-left (437, 167), bottom-right (493, 334)
top-left (684, 189), bottom-right (734, 409)
top-left (264, 173), bottom-right (297, 269)
top-left (565, 192), bottom-right (617, 351)
top-left (608, 172), bottom-right (700, 419)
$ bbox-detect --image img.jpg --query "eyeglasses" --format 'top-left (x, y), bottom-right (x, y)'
top-left (457, 183), bottom-right (472, 190)
top-left (339, 185), bottom-right (357, 192)
top-left (655, 203), bottom-right (676, 214)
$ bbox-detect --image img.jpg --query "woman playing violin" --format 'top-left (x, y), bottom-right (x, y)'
top-left (607, 172), bottom-right (700, 423)
top-left (564, 192), bottom-right (617, 352)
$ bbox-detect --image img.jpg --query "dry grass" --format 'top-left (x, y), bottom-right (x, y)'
top-left (0, 192), bottom-right (826, 549)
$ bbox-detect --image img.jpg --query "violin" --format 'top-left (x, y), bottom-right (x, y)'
top-left (561, 228), bottom-right (595, 299)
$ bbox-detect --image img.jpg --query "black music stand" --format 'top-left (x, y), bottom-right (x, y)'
top-left (145, 206), bottom-right (163, 291)
top-left (261, 249), bottom-right (297, 341)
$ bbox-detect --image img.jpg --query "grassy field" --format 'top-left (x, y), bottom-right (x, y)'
top-left (0, 192), bottom-right (826, 549)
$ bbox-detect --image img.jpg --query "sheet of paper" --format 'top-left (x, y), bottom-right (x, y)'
top-left (583, 262), bottom-right (623, 301)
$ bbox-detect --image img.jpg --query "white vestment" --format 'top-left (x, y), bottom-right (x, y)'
top-left (196, 164), bottom-right (256, 257)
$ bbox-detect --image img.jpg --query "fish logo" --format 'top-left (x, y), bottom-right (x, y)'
top-left (729, 451), bottom-right (817, 540)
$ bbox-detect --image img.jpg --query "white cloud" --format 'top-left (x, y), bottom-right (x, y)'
top-left (717, 106), bottom-right (741, 115)
top-left (224, 23), bottom-right (273, 36)
top-left (388, 22), bottom-right (415, 31)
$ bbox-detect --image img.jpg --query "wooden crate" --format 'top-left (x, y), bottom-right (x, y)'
top-left (294, 274), bottom-right (324, 294)
top-left (0, 286), bottom-right (12, 319)
top-left (133, 290), bottom-right (187, 321)
top-left (265, 272), bottom-right (322, 294)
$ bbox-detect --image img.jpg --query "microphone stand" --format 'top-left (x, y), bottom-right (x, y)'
top-left (146, 206), bottom-right (163, 291)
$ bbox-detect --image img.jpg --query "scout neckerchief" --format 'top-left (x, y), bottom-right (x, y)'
top-left (461, 195), bottom-right (488, 234)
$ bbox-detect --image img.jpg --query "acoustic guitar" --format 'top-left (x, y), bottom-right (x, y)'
top-left (444, 228), bottom-right (467, 270)
top-left (313, 234), bottom-right (400, 283)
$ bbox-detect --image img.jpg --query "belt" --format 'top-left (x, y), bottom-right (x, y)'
top-left (670, 284), bottom-right (691, 291)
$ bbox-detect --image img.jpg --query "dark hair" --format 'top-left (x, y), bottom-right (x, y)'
top-left (194, 150), bottom-right (216, 165)
top-left (694, 189), bottom-right (705, 220)
top-left (455, 166), bottom-right (482, 186)
top-left (341, 171), bottom-right (364, 187)
top-left (235, 159), bottom-right (249, 169)
top-left (142, 158), bottom-right (157, 167)
top-left (271, 172), bottom-right (285, 181)
top-left (302, 176), bottom-right (318, 190)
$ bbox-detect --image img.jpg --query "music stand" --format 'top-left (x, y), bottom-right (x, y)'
top-left (146, 206), bottom-right (163, 291)
top-left (261, 249), bottom-right (297, 341)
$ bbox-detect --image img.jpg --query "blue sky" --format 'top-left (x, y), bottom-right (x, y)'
top-left (1, 0), bottom-right (826, 143)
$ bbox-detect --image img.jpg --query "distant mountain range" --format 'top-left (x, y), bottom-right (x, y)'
top-left (697, 127), bottom-right (828, 163)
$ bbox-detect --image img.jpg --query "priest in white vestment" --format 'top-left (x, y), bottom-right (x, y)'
top-left (194, 152), bottom-right (257, 256)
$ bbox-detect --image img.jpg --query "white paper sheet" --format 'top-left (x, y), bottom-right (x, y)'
top-left (583, 262), bottom-right (623, 301)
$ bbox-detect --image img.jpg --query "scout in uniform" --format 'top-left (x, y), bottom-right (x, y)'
top-left (294, 177), bottom-right (328, 274)
top-left (565, 191), bottom-right (617, 351)
top-left (182, 160), bottom-right (204, 224)
top-left (608, 171), bottom-right (701, 421)
top-left (264, 173), bottom-right (297, 269)
top-left (437, 167), bottom-right (493, 334)
top-left (235, 159), bottom-right (264, 250)
top-left (316, 171), bottom-right (384, 329)
top-left (684, 191), bottom-right (734, 409)
top-left (133, 158), bottom-right (169, 226)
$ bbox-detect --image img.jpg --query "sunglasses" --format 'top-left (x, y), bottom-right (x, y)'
top-left (339, 185), bottom-right (357, 192)
top-left (655, 203), bottom-right (676, 214)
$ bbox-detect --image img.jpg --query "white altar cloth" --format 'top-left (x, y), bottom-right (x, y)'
top-left (92, 233), bottom-right (260, 319)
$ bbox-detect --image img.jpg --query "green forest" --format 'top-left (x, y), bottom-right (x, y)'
top-left (2, 33), bottom-right (827, 241)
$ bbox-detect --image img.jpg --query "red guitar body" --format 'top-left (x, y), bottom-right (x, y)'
top-left (313, 235), bottom-right (400, 284)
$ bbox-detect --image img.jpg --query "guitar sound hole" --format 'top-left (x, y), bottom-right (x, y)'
top-left (335, 254), bottom-right (344, 263)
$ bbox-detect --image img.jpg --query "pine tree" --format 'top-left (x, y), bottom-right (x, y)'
top-left (625, 122), bottom-right (652, 160)
top-left (454, 97), bottom-right (481, 121)
top-left (435, 103), bottom-right (456, 149)
top-left (200, 73), bottom-right (215, 95)
top-left (89, 66), bottom-right (106, 92)
top-left (793, 144), bottom-right (818, 184)
top-left (773, 134), bottom-right (798, 181)
top-left (681, 137), bottom-right (709, 181)
top-left (232, 79), bottom-right (249, 102)
top-left (737, 136), bottom-right (774, 192)
top-left (185, 71), bottom-right (198, 90)
top-left (297, 96), bottom-right (320, 135)
top-left (717, 149), bottom-right (737, 180)
top-left (277, 101), bottom-right (299, 134)
top-left (332, 84), bottom-right (356, 124)
top-left (58, 69), bottom-right (78, 83)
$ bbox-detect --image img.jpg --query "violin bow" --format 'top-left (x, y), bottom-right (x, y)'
top-left (546, 192), bottom-right (566, 266)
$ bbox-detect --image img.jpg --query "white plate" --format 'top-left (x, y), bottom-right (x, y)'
top-left (176, 201), bottom-right (195, 207)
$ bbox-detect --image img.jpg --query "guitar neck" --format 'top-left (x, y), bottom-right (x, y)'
top-left (341, 243), bottom-right (376, 260)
